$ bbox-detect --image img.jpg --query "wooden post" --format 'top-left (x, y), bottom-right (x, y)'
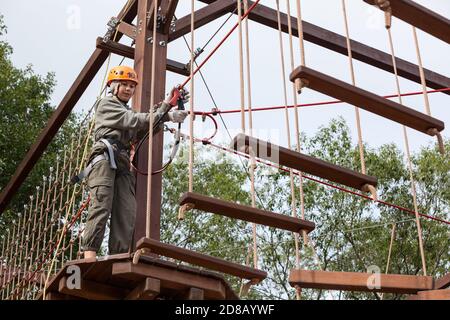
top-left (133, 0), bottom-right (170, 245)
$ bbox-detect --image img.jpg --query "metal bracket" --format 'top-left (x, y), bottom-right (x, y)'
top-left (103, 17), bottom-right (120, 43)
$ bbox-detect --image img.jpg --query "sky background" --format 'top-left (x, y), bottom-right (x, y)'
top-left (1, 0), bottom-right (449, 155)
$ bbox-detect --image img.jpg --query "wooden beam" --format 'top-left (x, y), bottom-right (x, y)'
top-left (179, 192), bottom-right (315, 233)
top-left (95, 37), bottom-right (189, 76)
top-left (196, 0), bottom-right (450, 95)
top-left (0, 0), bottom-right (138, 215)
top-left (169, 0), bottom-right (236, 42)
top-left (187, 287), bottom-right (205, 300)
top-left (290, 66), bottom-right (445, 135)
top-left (133, 0), bottom-right (167, 244)
top-left (435, 273), bottom-right (450, 289)
top-left (112, 261), bottom-right (228, 299)
top-left (364, 0), bottom-right (450, 44)
top-left (58, 276), bottom-right (126, 300)
top-left (136, 237), bottom-right (267, 281)
top-left (125, 277), bottom-right (160, 300)
top-left (117, 21), bottom-right (137, 40)
top-left (289, 269), bottom-right (434, 294)
top-left (231, 133), bottom-right (378, 191)
top-left (162, 0), bottom-right (180, 34)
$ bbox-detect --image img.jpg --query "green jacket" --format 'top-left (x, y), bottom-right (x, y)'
top-left (90, 95), bottom-right (170, 158)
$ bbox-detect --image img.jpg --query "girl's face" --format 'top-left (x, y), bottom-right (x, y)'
top-left (117, 80), bottom-right (136, 102)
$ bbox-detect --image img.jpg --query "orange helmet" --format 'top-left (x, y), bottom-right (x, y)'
top-left (107, 66), bottom-right (138, 86)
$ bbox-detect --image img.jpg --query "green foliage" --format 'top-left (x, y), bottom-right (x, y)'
top-left (162, 117), bottom-right (449, 300)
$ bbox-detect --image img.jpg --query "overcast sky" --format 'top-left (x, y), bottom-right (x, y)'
top-left (1, 0), bottom-right (449, 155)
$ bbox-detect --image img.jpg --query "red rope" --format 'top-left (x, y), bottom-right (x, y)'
top-left (197, 139), bottom-right (450, 226)
top-left (199, 87), bottom-right (450, 115)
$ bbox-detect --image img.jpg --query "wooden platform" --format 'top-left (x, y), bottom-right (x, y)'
top-left (231, 133), bottom-right (377, 191)
top-left (39, 253), bottom-right (239, 300)
top-left (136, 237), bottom-right (267, 282)
top-left (364, 0), bottom-right (450, 44)
top-left (289, 269), bottom-right (434, 294)
top-left (179, 192), bottom-right (315, 233)
top-left (290, 66), bottom-right (445, 135)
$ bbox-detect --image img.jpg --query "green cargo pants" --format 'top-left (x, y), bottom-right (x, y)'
top-left (81, 152), bottom-right (136, 255)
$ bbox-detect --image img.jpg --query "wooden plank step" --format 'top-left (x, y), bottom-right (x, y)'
top-left (290, 66), bottom-right (445, 135)
top-left (179, 192), bottom-right (315, 233)
top-left (414, 289), bottom-right (450, 300)
top-left (364, 0), bottom-right (450, 44)
top-left (289, 269), bottom-right (434, 294)
top-left (135, 238), bottom-right (267, 282)
top-left (231, 133), bottom-right (377, 191)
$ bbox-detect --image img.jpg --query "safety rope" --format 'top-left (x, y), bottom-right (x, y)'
top-left (198, 87), bottom-right (450, 115)
top-left (276, 0), bottom-right (304, 299)
top-left (341, 0), bottom-right (368, 179)
top-left (412, 27), bottom-right (444, 155)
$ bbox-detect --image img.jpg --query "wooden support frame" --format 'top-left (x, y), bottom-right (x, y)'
top-left (58, 276), bottom-right (127, 300)
top-left (135, 237), bottom-right (267, 281)
top-left (0, 0), bottom-right (138, 215)
top-left (231, 133), bottom-right (378, 191)
top-left (195, 0), bottom-right (450, 95)
top-left (289, 269), bottom-right (434, 294)
top-left (364, 0), bottom-right (450, 44)
top-left (132, 0), bottom-right (167, 244)
top-left (117, 21), bottom-right (137, 40)
top-left (290, 66), bottom-right (445, 135)
top-left (112, 261), bottom-right (230, 299)
top-left (179, 192), bottom-right (315, 233)
top-left (168, 0), bottom-right (237, 42)
top-left (187, 287), bottom-right (205, 300)
top-left (125, 277), bottom-right (161, 300)
top-left (95, 37), bottom-right (189, 76)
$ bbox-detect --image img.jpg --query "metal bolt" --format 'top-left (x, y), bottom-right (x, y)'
top-left (159, 41), bottom-right (166, 47)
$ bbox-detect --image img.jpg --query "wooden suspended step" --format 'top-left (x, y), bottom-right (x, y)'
top-left (230, 133), bottom-right (377, 192)
top-left (289, 269), bottom-right (434, 294)
top-left (290, 66), bottom-right (445, 135)
top-left (135, 237), bottom-right (267, 282)
top-left (408, 289), bottom-right (450, 300)
top-left (364, 0), bottom-right (450, 44)
top-left (179, 192), bottom-right (315, 233)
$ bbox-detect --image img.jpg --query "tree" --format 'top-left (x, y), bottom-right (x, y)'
top-left (0, 16), bottom-right (79, 234)
top-left (160, 117), bottom-right (449, 300)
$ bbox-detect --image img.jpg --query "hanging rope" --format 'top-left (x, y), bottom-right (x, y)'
top-left (275, 0), bottom-right (303, 299)
top-left (385, 26), bottom-right (428, 276)
top-left (341, 0), bottom-right (369, 179)
top-left (380, 222), bottom-right (396, 300)
top-left (411, 27), bottom-right (444, 155)
top-left (242, 0), bottom-right (258, 271)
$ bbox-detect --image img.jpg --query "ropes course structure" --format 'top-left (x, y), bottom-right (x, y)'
top-left (0, 0), bottom-right (449, 300)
